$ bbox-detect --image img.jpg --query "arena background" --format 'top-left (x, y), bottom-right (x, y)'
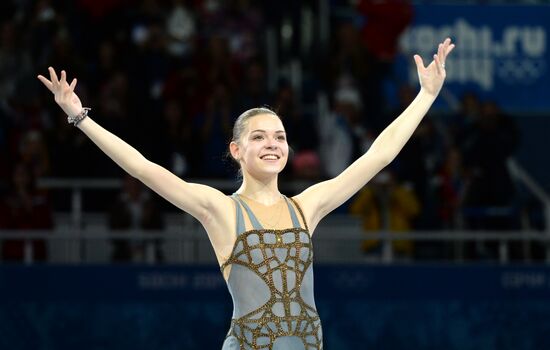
top-left (1, 1), bottom-right (549, 349)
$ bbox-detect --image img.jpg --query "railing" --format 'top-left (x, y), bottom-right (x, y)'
top-left (36, 177), bottom-right (315, 228)
top-left (1, 227), bottom-right (549, 265)
top-left (16, 156), bottom-right (548, 267)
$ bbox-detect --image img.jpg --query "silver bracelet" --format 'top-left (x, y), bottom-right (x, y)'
top-left (67, 107), bottom-right (91, 126)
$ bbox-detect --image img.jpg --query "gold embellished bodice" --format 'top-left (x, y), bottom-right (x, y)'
top-left (220, 195), bottom-right (323, 350)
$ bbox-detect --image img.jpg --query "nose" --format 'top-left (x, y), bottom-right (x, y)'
top-left (265, 136), bottom-right (278, 149)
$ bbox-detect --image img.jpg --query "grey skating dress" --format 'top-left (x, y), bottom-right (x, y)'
top-left (221, 194), bottom-right (323, 350)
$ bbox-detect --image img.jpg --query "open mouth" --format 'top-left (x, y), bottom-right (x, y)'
top-left (260, 154), bottom-right (280, 160)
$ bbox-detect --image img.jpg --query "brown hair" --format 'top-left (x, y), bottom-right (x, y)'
top-left (231, 107), bottom-right (279, 144)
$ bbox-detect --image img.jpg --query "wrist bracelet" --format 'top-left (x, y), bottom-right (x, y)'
top-left (67, 107), bottom-right (91, 126)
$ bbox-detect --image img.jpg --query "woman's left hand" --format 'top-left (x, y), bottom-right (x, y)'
top-left (414, 38), bottom-right (455, 97)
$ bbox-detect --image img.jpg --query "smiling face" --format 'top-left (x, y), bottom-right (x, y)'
top-left (230, 113), bottom-right (289, 180)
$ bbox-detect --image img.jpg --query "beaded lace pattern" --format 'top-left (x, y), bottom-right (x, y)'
top-left (221, 194), bottom-right (323, 350)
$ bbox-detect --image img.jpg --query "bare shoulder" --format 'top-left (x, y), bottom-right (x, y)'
top-left (198, 193), bottom-right (238, 265)
top-left (291, 191), bottom-right (323, 234)
top-left (200, 191), bottom-right (236, 228)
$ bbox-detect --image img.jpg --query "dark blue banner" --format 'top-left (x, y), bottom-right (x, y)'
top-left (2, 264), bottom-right (550, 301)
top-left (1, 265), bottom-right (550, 350)
top-left (398, 4), bottom-right (550, 112)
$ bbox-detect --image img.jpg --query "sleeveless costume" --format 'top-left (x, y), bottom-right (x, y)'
top-left (220, 194), bottom-right (323, 350)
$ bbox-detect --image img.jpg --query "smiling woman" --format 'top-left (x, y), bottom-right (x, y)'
top-left (37, 37), bottom-right (454, 350)
top-left (229, 110), bottom-right (290, 182)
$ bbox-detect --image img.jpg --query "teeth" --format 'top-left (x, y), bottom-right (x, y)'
top-left (262, 155), bottom-right (278, 160)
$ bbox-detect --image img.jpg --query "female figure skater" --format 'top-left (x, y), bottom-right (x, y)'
top-left (38, 38), bottom-right (454, 350)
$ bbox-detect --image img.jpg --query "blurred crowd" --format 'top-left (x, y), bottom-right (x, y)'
top-left (0, 0), bottom-right (527, 262)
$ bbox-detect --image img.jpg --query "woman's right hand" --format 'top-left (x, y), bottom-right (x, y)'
top-left (37, 67), bottom-right (83, 118)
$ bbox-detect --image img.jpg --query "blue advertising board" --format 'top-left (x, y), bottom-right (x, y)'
top-left (1, 264), bottom-right (550, 349)
top-left (399, 4), bottom-right (550, 113)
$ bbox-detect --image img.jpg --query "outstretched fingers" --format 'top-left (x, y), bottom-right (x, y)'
top-left (48, 67), bottom-right (59, 87)
top-left (63, 77), bottom-right (77, 98)
top-left (434, 54), bottom-right (443, 75)
top-left (69, 78), bottom-right (77, 92)
top-left (39, 67), bottom-right (78, 97)
top-left (60, 70), bottom-right (67, 86)
top-left (433, 38), bottom-right (455, 73)
top-left (413, 54), bottom-right (425, 71)
top-left (441, 38), bottom-right (455, 64)
top-left (37, 75), bottom-right (54, 92)
top-left (445, 41), bottom-right (455, 57)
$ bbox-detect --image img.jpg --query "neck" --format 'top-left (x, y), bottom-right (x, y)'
top-left (236, 171), bottom-right (281, 205)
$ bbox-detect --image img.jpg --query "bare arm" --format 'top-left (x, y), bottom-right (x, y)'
top-left (296, 38), bottom-right (455, 231)
top-left (76, 117), bottom-right (228, 221)
top-left (37, 68), bottom-right (229, 222)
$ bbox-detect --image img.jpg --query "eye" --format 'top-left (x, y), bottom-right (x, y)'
top-left (277, 135), bottom-right (286, 141)
top-left (252, 135), bottom-right (263, 140)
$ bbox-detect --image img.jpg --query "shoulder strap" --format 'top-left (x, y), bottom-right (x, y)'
top-left (288, 197), bottom-right (309, 231)
top-left (233, 194), bottom-right (264, 230)
top-left (229, 195), bottom-right (246, 234)
top-left (283, 196), bottom-right (302, 229)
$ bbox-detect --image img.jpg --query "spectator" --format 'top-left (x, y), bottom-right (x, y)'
top-left (322, 22), bottom-right (369, 107)
top-left (235, 59), bottom-right (267, 111)
top-left (423, 147), bottom-right (466, 260)
top-left (28, 0), bottom-right (60, 68)
top-left (356, 0), bottom-right (413, 123)
top-left (165, 0), bottom-right (196, 59)
top-left (292, 150), bottom-right (321, 180)
top-left (92, 71), bottom-right (137, 178)
top-left (108, 174), bottom-right (164, 263)
top-left (196, 35), bottom-right (241, 95)
top-left (350, 170), bottom-right (420, 259)
top-left (274, 81), bottom-right (319, 154)
top-left (319, 84), bottom-right (374, 179)
top-left (19, 130), bottom-right (51, 179)
top-left (449, 92), bottom-right (482, 147)
top-left (154, 99), bottom-right (193, 177)
top-left (0, 100), bottom-right (18, 189)
top-left (195, 82), bottom-right (235, 177)
top-left (0, 162), bottom-right (53, 262)
top-left (435, 147), bottom-right (465, 230)
top-left (88, 40), bottom-right (123, 92)
top-left (0, 20), bottom-right (33, 101)
top-left (200, 0), bottom-right (262, 64)
top-left (459, 101), bottom-right (521, 259)
top-left (460, 101), bottom-right (520, 227)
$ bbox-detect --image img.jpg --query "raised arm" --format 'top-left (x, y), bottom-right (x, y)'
top-left (295, 38), bottom-right (455, 232)
top-left (37, 68), bottom-right (230, 223)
